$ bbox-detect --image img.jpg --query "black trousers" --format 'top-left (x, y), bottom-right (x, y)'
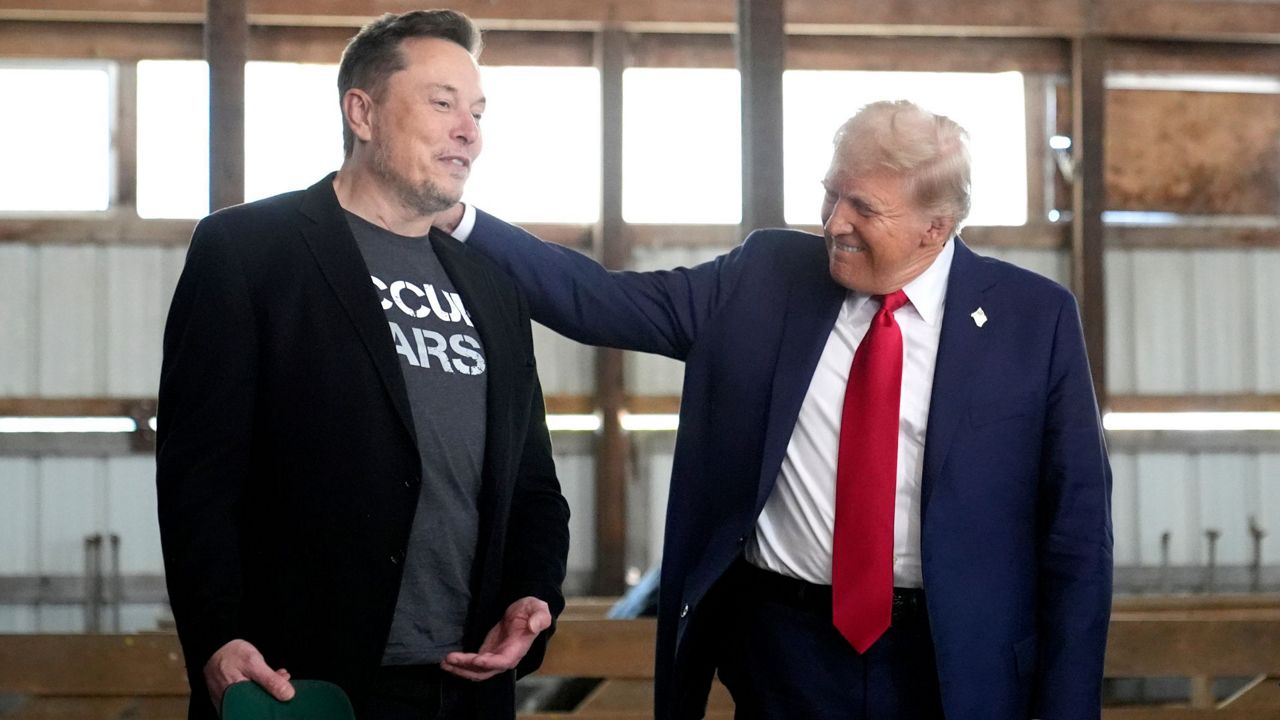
top-left (715, 561), bottom-right (945, 720)
top-left (364, 665), bottom-right (476, 720)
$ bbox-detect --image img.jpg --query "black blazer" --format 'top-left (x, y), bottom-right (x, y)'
top-left (156, 175), bottom-right (570, 719)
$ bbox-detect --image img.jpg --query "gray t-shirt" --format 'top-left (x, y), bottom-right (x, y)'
top-left (346, 211), bottom-right (487, 665)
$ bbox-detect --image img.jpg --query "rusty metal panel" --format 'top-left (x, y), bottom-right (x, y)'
top-left (1107, 90), bottom-right (1280, 215)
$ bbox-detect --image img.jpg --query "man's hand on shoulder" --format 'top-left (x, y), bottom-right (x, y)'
top-left (433, 202), bottom-right (466, 236)
top-left (204, 638), bottom-right (294, 711)
top-left (440, 596), bottom-right (551, 681)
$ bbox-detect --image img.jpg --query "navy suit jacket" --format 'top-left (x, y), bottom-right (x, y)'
top-left (469, 212), bottom-right (1112, 720)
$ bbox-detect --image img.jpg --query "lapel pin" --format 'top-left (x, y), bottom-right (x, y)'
top-left (971, 307), bottom-right (988, 328)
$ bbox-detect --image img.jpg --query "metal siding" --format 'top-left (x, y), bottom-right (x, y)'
top-left (632, 433), bottom-right (675, 571)
top-left (0, 458), bottom-right (38, 574)
top-left (37, 458), bottom-right (106, 574)
top-left (984, 247), bottom-right (1069, 287)
top-left (0, 245), bottom-right (37, 395)
top-left (1105, 249), bottom-right (1136, 394)
top-left (1130, 250), bottom-right (1193, 393)
top-left (1190, 251), bottom-right (1252, 392)
top-left (37, 246), bottom-right (105, 396)
top-left (552, 440), bottom-right (595, 576)
top-left (0, 606), bottom-right (37, 632)
top-left (35, 605), bottom-right (83, 633)
top-left (106, 456), bottom-right (164, 575)
top-left (1110, 451), bottom-right (1139, 565)
top-left (1195, 453), bottom-right (1254, 565)
top-left (1253, 250), bottom-right (1280, 393)
top-left (1262, 453), bottom-right (1280, 564)
top-left (1135, 452), bottom-right (1195, 565)
top-left (531, 321), bottom-right (593, 396)
top-left (105, 247), bottom-right (168, 396)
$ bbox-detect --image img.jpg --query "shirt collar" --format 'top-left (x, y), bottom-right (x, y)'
top-left (900, 237), bottom-right (955, 327)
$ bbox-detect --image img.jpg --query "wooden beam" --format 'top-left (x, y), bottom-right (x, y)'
top-left (592, 26), bottom-right (629, 597)
top-left (112, 61), bottom-right (138, 211)
top-left (207, 0), bottom-right (247, 212)
top-left (783, 0), bottom-right (1086, 37)
top-left (1071, 34), bottom-right (1108, 408)
top-left (737, 0), bottom-right (786, 231)
top-left (1110, 38), bottom-right (1280, 74)
top-left (0, 634), bottom-right (189, 695)
top-left (1100, 0), bottom-right (1280, 42)
top-left (1109, 395), bottom-right (1280, 413)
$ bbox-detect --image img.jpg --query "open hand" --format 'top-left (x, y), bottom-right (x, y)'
top-left (440, 596), bottom-right (551, 681)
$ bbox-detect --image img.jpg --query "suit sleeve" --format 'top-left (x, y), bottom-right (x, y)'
top-left (155, 214), bottom-right (257, 676)
top-left (468, 209), bottom-right (747, 361)
top-left (503, 291), bottom-right (572, 678)
top-left (1034, 294), bottom-right (1114, 719)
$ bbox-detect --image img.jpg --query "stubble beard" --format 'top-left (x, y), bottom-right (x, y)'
top-left (370, 139), bottom-right (459, 216)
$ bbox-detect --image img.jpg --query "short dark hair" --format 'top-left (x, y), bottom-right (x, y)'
top-left (337, 9), bottom-right (483, 157)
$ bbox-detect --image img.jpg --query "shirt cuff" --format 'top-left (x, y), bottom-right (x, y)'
top-left (453, 202), bottom-right (478, 242)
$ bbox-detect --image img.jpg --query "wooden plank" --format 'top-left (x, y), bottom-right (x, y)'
top-left (6, 696), bottom-right (188, 719)
top-left (0, 635), bottom-right (189, 695)
top-left (1071, 35), bottom-right (1108, 408)
top-left (207, 0), bottom-right (247, 212)
top-left (1218, 675), bottom-right (1280, 708)
top-left (537, 620), bottom-right (657, 678)
top-left (112, 61), bottom-right (138, 211)
top-left (784, 0), bottom-right (1087, 37)
top-left (1109, 395), bottom-right (1280, 413)
top-left (789, 35), bottom-right (1069, 73)
top-left (591, 26), bottom-right (629, 597)
top-left (1105, 710), bottom-right (1280, 720)
top-left (738, 0), bottom-right (787, 231)
top-left (1105, 618), bottom-right (1280, 676)
top-left (1100, 0), bottom-right (1280, 41)
top-left (1110, 39), bottom-right (1280, 75)
top-left (250, 26), bottom-right (597, 66)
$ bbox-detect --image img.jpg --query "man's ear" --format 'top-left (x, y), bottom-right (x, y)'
top-left (342, 89), bottom-right (376, 146)
top-left (924, 215), bottom-right (954, 246)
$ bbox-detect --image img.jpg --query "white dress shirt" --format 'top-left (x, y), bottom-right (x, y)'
top-left (745, 239), bottom-right (955, 588)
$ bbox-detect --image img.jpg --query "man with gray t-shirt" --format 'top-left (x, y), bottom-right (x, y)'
top-left (157, 11), bottom-right (570, 720)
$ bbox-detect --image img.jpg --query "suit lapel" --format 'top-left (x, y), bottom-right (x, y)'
top-left (754, 244), bottom-right (846, 514)
top-left (921, 237), bottom-right (997, 511)
top-left (296, 175), bottom-right (417, 444)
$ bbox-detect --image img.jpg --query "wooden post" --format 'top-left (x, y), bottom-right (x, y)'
top-left (1070, 34), bottom-right (1108, 409)
top-left (592, 26), bottom-right (629, 596)
top-left (112, 61), bottom-right (137, 213)
top-left (737, 0), bottom-right (787, 231)
top-left (206, 0), bottom-right (246, 211)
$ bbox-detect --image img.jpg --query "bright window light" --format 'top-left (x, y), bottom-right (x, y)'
top-left (622, 68), bottom-right (742, 224)
top-left (620, 413), bottom-right (680, 432)
top-left (245, 62), bottom-right (344, 203)
top-left (0, 63), bottom-right (111, 212)
top-left (137, 60), bottom-right (209, 219)
top-left (0, 417), bottom-right (137, 433)
top-left (546, 414), bottom-right (602, 432)
top-left (1104, 412), bottom-right (1280, 432)
top-left (463, 66), bottom-right (601, 223)
top-left (782, 71), bottom-right (1027, 228)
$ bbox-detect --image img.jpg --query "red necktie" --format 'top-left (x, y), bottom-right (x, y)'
top-left (833, 289), bottom-right (908, 653)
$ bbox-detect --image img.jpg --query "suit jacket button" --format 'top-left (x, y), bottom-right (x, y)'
top-left (390, 553), bottom-right (401, 565)
top-left (403, 479), bottom-right (412, 488)
top-left (680, 604), bottom-right (690, 618)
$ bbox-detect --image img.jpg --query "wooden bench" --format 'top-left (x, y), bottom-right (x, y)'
top-left (2, 597), bottom-right (1278, 719)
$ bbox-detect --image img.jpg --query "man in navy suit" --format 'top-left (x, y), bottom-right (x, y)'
top-left (443, 100), bottom-right (1112, 719)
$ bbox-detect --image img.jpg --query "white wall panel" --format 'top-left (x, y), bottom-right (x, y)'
top-left (1190, 251), bottom-right (1252, 392)
top-left (0, 458), bottom-right (38, 574)
top-left (105, 247), bottom-right (170, 396)
top-left (0, 245), bottom-right (37, 395)
top-left (531, 322), bottom-right (593, 396)
top-left (1261, 454), bottom-right (1280, 565)
top-left (1135, 452), bottom-right (1195, 564)
top-left (1110, 451), bottom-right (1140, 565)
top-left (1252, 251), bottom-right (1280, 393)
top-left (37, 246), bottom-right (106, 396)
top-left (106, 456), bottom-right (163, 575)
top-left (1105, 249), bottom-right (1136, 394)
top-left (551, 441), bottom-right (595, 577)
top-left (0, 606), bottom-right (37, 632)
top-left (38, 458), bottom-right (106, 574)
top-left (1129, 250), bottom-right (1193, 393)
top-left (983, 247), bottom-right (1069, 287)
top-left (1195, 454), bottom-right (1254, 564)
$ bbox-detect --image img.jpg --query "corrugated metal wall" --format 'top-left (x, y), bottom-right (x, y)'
top-left (1, 239), bottom-right (1276, 629)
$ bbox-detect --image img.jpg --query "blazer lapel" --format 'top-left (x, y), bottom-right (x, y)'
top-left (295, 174), bottom-right (417, 444)
top-left (754, 247), bottom-right (846, 515)
top-left (921, 237), bottom-right (997, 511)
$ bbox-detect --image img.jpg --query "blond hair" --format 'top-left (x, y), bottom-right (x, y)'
top-left (833, 100), bottom-right (971, 231)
